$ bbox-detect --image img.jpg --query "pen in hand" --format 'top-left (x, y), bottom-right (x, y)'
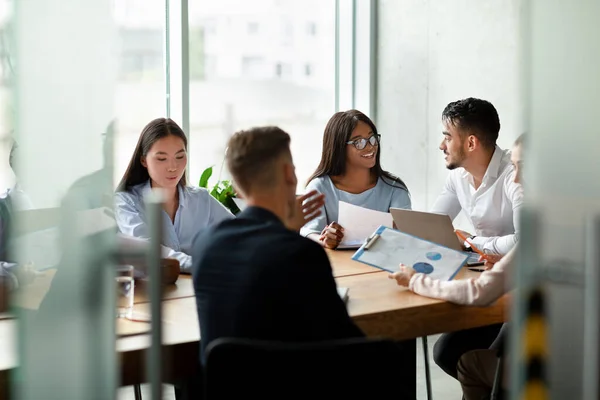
top-left (455, 230), bottom-right (490, 261)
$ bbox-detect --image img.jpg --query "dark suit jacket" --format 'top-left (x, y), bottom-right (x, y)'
top-left (192, 206), bottom-right (364, 363)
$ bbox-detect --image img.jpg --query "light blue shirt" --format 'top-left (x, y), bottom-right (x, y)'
top-left (300, 175), bottom-right (412, 237)
top-left (114, 180), bottom-right (234, 272)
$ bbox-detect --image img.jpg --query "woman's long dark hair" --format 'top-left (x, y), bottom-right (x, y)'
top-left (307, 109), bottom-right (407, 190)
top-left (117, 118), bottom-right (188, 191)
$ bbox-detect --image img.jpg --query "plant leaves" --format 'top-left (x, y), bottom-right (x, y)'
top-left (199, 166), bottom-right (213, 188)
top-left (225, 196), bottom-right (241, 215)
top-left (201, 163), bottom-right (238, 213)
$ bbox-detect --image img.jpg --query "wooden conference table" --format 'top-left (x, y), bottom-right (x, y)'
top-left (2, 249), bottom-right (508, 392)
top-left (116, 249), bottom-right (507, 387)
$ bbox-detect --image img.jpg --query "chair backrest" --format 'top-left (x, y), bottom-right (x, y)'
top-left (490, 323), bottom-right (509, 355)
top-left (204, 337), bottom-right (408, 400)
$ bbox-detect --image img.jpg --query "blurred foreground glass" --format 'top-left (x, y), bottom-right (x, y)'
top-left (116, 264), bottom-right (134, 318)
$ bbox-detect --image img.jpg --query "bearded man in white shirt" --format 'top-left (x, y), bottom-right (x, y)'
top-left (432, 97), bottom-right (523, 256)
top-left (430, 97), bottom-right (523, 382)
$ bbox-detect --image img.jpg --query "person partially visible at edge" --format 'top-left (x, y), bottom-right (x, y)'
top-left (1, 139), bottom-right (34, 211)
top-left (0, 138), bottom-right (37, 295)
top-left (113, 118), bottom-right (235, 273)
top-left (300, 109), bottom-right (411, 249)
top-left (192, 126), bottom-right (359, 364)
top-left (431, 97), bottom-right (523, 256)
top-left (63, 120), bottom-right (116, 211)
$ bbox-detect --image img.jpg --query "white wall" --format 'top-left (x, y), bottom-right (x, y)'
top-left (377, 0), bottom-right (524, 224)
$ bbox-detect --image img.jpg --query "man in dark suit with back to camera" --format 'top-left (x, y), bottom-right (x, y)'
top-left (192, 126), bottom-right (364, 363)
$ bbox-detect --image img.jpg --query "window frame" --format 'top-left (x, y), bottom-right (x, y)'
top-left (165, 0), bottom-right (378, 174)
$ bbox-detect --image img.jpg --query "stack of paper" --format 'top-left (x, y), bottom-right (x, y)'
top-left (337, 201), bottom-right (393, 249)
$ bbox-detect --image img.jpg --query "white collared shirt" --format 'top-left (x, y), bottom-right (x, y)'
top-left (431, 145), bottom-right (523, 255)
top-left (114, 180), bottom-right (235, 272)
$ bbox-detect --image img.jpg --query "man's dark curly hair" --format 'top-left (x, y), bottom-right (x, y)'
top-left (442, 98), bottom-right (500, 149)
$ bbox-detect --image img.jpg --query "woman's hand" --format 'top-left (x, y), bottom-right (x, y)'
top-left (319, 221), bottom-right (344, 249)
top-left (388, 264), bottom-right (417, 287)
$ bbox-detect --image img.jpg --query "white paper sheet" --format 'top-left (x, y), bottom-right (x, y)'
top-left (353, 226), bottom-right (469, 280)
top-left (337, 201), bottom-right (393, 249)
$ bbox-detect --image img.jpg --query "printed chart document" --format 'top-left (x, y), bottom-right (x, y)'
top-left (352, 225), bottom-right (469, 280)
top-left (337, 201), bottom-right (393, 249)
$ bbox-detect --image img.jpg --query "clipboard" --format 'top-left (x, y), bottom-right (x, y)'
top-left (351, 225), bottom-right (469, 281)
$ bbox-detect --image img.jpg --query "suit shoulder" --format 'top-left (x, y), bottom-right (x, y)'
top-left (284, 234), bottom-right (330, 264)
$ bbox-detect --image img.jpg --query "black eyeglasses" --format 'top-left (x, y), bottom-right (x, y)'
top-left (346, 134), bottom-right (380, 150)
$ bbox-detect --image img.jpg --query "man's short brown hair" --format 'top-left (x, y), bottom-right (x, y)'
top-left (226, 126), bottom-right (291, 195)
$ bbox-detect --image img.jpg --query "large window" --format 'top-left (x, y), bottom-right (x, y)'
top-left (110, 0), bottom-right (369, 194)
top-left (186, 0), bottom-right (336, 191)
top-left (112, 0), bottom-right (166, 185)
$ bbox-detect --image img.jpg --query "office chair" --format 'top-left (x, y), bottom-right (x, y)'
top-left (422, 336), bottom-right (434, 400)
top-left (204, 337), bottom-right (412, 400)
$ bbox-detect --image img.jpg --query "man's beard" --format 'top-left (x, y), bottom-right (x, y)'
top-left (446, 148), bottom-right (466, 170)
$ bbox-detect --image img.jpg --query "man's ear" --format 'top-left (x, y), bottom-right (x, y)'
top-left (283, 162), bottom-right (296, 186)
top-left (140, 156), bottom-right (147, 168)
top-left (232, 183), bottom-right (245, 199)
top-left (467, 135), bottom-right (478, 151)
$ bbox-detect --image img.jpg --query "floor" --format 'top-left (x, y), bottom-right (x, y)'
top-left (117, 334), bottom-right (463, 400)
top-left (417, 334), bottom-right (463, 399)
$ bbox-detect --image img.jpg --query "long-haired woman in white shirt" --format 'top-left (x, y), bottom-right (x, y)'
top-left (115, 118), bottom-right (325, 273)
top-left (114, 118), bottom-right (235, 273)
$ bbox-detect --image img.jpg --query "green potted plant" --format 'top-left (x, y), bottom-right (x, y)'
top-left (199, 164), bottom-right (241, 215)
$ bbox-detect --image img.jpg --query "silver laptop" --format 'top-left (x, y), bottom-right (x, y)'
top-left (389, 208), bottom-right (482, 266)
top-left (389, 208), bottom-right (463, 251)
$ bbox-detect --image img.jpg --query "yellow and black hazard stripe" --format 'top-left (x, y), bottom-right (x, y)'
top-left (521, 287), bottom-right (548, 399)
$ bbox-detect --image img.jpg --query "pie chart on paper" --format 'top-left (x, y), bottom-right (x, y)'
top-left (413, 262), bottom-right (434, 274)
top-left (426, 252), bottom-right (442, 261)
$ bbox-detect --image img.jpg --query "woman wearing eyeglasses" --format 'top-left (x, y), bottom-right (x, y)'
top-left (300, 109), bottom-right (411, 249)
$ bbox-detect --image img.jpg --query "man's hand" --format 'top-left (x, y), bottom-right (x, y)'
top-left (388, 264), bottom-right (417, 287)
top-left (286, 190), bottom-right (325, 232)
top-left (319, 221), bottom-right (344, 249)
top-left (455, 229), bottom-right (473, 241)
top-left (455, 229), bottom-right (474, 250)
top-left (480, 253), bottom-right (503, 270)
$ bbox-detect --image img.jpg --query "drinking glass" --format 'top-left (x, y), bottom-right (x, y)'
top-left (116, 265), bottom-right (134, 318)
